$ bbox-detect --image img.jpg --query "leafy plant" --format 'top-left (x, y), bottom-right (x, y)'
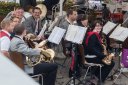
top-left (0, 1), bottom-right (20, 16)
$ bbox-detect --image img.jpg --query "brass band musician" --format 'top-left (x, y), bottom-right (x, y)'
top-left (84, 20), bottom-right (115, 84)
top-left (9, 24), bottom-right (58, 85)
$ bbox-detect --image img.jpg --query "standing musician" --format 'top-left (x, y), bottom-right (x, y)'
top-left (84, 20), bottom-right (115, 84)
top-left (9, 24), bottom-right (58, 85)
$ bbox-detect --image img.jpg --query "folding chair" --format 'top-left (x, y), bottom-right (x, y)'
top-left (10, 51), bottom-right (43, 85)
top-left (83, 61), bottom-right (103, 85)
top-left (71, 44), bottom-right (103, 85)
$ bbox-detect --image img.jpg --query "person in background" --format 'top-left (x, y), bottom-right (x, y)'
top-left (20, 0), bottom-right (36, 10)
top-left (102, 4), bottom-right (111, 23)
top-left (10, 17), bottom-right (22, 38)
top-left (4, 7), bottom-right (25, 23)
top-left (0, 19), bottom-right (15, 59)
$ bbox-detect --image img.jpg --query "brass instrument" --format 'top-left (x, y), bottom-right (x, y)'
top-left (101, 34), bottom-right (114, 65)
top-left (25, 34), bottom-right (55, 67)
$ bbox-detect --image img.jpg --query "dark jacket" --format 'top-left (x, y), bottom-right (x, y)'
top-left (84, 32), bottom-right (106, 59)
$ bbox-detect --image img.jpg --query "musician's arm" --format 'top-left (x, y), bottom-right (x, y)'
top-left (16, 41), bottom-right (41, 56)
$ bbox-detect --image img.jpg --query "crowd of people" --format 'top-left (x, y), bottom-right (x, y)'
top-left (1, 0), bottom-right (127, 85)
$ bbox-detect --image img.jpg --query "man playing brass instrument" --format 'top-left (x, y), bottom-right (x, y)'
top-left (9, 24), bottom-right (58, 85)
top-left (84, 20), bottom-right (115, 84)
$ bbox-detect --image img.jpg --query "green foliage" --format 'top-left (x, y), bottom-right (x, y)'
top-left (0, 1), bottom-right (20, 16)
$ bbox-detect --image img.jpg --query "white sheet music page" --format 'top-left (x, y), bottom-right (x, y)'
top-left (48, 26), bottom-right (66, 44)
top-left (103, 21), bottom-right (117, 35)
top-left (65, 25), bottom-right (87, 44)
top-left (109, 26), bottom-right (128, 42)
top-left (65, 25), bottom-right (77, 42)
top-left (73, 26), bottom-right (87, 44)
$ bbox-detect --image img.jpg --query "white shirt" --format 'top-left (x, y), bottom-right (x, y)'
top-left (0, 30), bottom-right (11, 51)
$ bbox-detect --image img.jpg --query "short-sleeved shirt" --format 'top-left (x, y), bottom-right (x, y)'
top-left (0, 30), bottom-right (11, 51)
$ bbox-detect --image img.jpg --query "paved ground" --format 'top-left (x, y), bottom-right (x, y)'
top-left (54, 52), bottom-right (128, 85)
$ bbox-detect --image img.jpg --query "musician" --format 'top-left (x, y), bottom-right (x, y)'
top-left (9, 24), bottom-right (58, 85)
top-left (59, 8), bottom-right (78, 57)
top-left (77, 14), bottom-right (88, 27)
top-left (23, 7), bottom-right (43, 37)
top-left (0, 19), bottom-right (15, 59)
top-left (77, 14), bottom-right (89, 64)
top-left (84, 20), bottom-right (115, 84)
top-left (59, 8), bottom-right (78, 77)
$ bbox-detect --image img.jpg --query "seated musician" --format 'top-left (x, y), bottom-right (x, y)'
top-left (23, 7), bottom-right (44, 40)
top-left (9, 24), bottom-right (58, 85)
top-left (84, 20), bottom-right (115, 84)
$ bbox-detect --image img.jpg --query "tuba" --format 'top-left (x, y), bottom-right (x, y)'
top-left (36, 4), bottom-right (47, 20)
top-left (101, 34), bottom-right (114, 65)
top-left (25, 34), bottom-right (55, 67)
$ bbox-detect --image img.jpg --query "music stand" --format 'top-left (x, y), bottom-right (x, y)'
top-left (109, 26), bottom-right (128, 84)
top-left (65, 43), bottom-right (85, 85)
top-left (64, 25), bottom-right (87, 85)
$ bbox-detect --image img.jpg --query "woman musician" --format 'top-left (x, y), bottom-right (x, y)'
top-left (83, 20), bottom-right (115, 84)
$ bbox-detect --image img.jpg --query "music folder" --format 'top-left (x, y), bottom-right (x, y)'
top-left (65, 25), bottom-right (87, 44)
top-left (48, 26), bottom-right (66, 44)
top-left (109, 26), bottom-right (128, 42)
top-left (102, 21), bottom-right (117, 35)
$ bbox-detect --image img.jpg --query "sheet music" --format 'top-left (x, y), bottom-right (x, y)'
top-left (103, 21), bottom-right (117, 35)
top-left (48, 26), bottom-right (66, 44)
top-left (65, 25), bottom-right (87, 44)
top-left (109, 26), bottom-right (128, 42)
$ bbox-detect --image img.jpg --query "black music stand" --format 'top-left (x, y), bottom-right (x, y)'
top-left (66, 43), bottom-right (85, 85)
top-left (107, 41), bottom-right (122, 80)
top-left (112, 41), bottom-right (128, 85)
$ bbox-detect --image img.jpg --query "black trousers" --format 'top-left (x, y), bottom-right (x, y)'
top-left (34, 62), bottom-right (58, 85)
top-left (85, 57), bottom-right (115, 82)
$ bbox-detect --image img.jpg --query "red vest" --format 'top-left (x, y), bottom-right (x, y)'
top-left (0, 31), bottom-right (11, 40)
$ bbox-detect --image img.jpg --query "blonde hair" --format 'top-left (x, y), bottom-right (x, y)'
top-left (0, 19), bottom-right (12, 29)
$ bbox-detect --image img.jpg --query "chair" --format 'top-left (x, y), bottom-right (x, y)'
top-left (9, 51), bottom-right (43, 85)
top-left (77, 45), bottom-right (102, 83)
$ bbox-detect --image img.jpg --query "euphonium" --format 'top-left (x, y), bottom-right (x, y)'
top-left (101, 35), bottom-right (114, 65)
top-left (25, 35), bottom-right (55, 67)
top-left (26, 48), bottom-right (55, 67)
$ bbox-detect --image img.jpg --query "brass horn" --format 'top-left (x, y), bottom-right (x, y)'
top-left (25, 39), bottom-right (55, 67)
top-left (36, 4), bottom-right (47, 19)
